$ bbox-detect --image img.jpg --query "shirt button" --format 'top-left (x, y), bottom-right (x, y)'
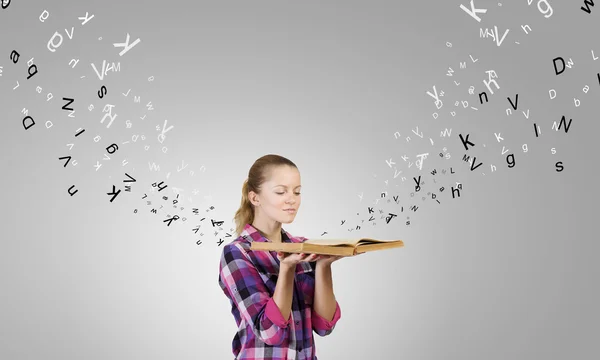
top-left (295, 321), bottom-right (299, 325)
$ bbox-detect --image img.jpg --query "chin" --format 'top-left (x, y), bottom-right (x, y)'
top-left (281, 217), bottom-right (296, 224)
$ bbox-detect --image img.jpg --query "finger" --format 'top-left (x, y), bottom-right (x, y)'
top-left (299, 253), bottom-right (314, 262)
top-left (301, 254), bottom-right (312, 262)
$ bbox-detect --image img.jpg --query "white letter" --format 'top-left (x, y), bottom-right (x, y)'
top-left (538, 0), bottom-right (553, 18)
top-left (39, 10), bottom-right (49, 22)
top-left (78, 12), bottom-right (95, 26)
top-left (113, 33), bottom-right (141, 56)
top-left (47, 32), bottom-right (63, 53)
top-left (483, 77), bottom-right (500, 94)
top-left (460, 0), bottom-right (488, 22)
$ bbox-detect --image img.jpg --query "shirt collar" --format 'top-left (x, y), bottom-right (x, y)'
top-left (240, 223), bottom-right (304, 244)
top-left (240, 223), bottom-right (314, 275)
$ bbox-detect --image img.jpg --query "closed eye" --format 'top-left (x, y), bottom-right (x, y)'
top-left (276, 192), bottom-right (301, 195)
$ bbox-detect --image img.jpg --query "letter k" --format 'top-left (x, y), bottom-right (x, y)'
top-left (460, 0), bottom-right (487, 22)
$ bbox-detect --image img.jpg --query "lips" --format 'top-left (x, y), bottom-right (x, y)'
top-left (284, 209), bottom-right (296, 213)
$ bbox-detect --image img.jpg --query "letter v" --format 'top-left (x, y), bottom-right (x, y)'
top-left (470, 157), bottom-right (483, 171)
top-left (508, 94), bottom-right (518, 110)
top-left (494, 26), bottom-right (509, 46)
top-left (91, 60), bottom-right (107, 80)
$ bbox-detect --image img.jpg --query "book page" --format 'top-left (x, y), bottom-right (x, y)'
top-left (304, 238), bottom-right (386, 246)
top-left (356, 239), bottom-right (403, 244)
top-left (304, 238), bottom-right (363, 246)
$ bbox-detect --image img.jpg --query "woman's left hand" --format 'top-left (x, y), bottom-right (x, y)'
top-left (315, 254), bottom-right (345, 266)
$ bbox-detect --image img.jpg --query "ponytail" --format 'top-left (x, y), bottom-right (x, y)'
top-left (233, 178), bottom-right (255, 236)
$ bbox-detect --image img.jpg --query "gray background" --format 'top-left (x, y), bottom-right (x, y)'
top-left (1, 0), bottom-right (597, 359)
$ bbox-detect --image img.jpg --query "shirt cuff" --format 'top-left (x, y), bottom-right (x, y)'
top-left (312, 301), bottom-right (341, 330)
top-left (265, 297), bottom-right (290, 328)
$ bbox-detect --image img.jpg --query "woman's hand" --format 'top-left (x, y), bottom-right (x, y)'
top-left (315, 254), bottom-right (344, 267)
top-left (316, 252), bottom-right (365, 266)
top-left (277, 252), bottom-right (321, 267)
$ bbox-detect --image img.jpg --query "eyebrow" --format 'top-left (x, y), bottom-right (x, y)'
top-left (272, 185), bottom-right (301, 189)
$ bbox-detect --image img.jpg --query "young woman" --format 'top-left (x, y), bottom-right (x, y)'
top-left (218, 154), bottom-right (346, 360)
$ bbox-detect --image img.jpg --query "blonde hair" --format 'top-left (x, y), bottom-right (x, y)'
top-left (233, 154), bottom-right (298, 236)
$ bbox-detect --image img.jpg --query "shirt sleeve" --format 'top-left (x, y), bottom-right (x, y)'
top-left (219, 243), bottom-right (290, 346)
top-left (296, 236), bottom-right (342, 336)
top-left (312, 299), bottom-right (341, 336)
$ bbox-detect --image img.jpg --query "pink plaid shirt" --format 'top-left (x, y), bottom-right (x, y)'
top-left (218, 223), bottom-right (341, 360)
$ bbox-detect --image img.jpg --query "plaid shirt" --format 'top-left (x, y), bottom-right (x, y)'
top-left (218, 223), bottom-right (341, 360)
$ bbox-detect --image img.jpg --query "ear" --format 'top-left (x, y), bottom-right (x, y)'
top-left (248, 190), bottom-right (259, 206)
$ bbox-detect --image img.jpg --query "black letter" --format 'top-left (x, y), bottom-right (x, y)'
top-left (479, 92), bottom-right (488, 104)
top-left (98, 85), bottom-right (107, 99)
top-left (451, 186), bottom-right (461, 198)
top-left (459, 133), bottom-right (475, 151)
top-left (62, 97), bottom-right (74, 111)
top-left (507, 93), bottom-right (518, 110)
top-left (123, 173), bottom-right (136, 183)
top-left (27, 64), bottom-right (38, 80)
top-left (506, 154), bottom-right (515, 168)
top-left (68, 185), bottom-right (78, 196)
top-left (9, 50), bottom-right (19, 63)
top-left (557, 115), bottom-right (572, 133)
top-left (470, 156), bottom-right (483, 171)
top-left (555, 161), bottom-right (564, 172)
top-left (22, 115), bottom-right (35, 130)
top-left (107, 185), bottom-right (121, 202)
top-left (553, 57), bottom-right (565, 75)
top-left (581, 0), bottom-right (595, 13)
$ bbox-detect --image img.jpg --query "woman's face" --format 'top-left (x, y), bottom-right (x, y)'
top-left (252, 166), bottom-right (301, 224)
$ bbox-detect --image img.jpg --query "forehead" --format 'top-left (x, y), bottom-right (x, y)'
top-left (267, 166), bottom-right (301, 186)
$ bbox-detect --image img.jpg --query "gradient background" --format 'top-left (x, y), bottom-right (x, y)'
top-left (0, 1), bottom-right (597, 359)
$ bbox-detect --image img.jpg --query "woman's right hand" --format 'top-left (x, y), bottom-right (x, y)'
top-left (277, 252), bottom-right (320, 267)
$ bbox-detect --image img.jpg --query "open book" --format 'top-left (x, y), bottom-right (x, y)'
top-left (250, 238), bottom-right (404, 256)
